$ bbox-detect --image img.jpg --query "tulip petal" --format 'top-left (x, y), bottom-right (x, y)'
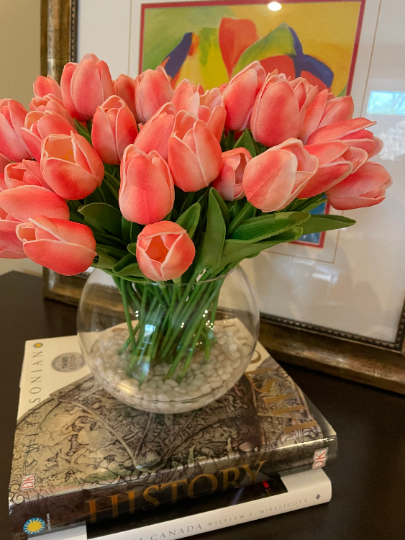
top-left (307, 117), bottom-right (376, 145)
top-left (29, 216), bottom-right (96, 250)
top-left (0, 186), bottom-right (69, 221)
top-left (304, 140), bottom-right (348, 164)
top-left (327, 161), bottom-right (391, 198)
top-left (71, 57), bottom-right (104, 119)
top-left (42, 158), bottom-right (102, 200)
top-left (23, 239), bottom-right (96, 275)
top-left (299, 161), bottom-right (353, 198)
top-left (61, 63), bottom-right (84, 121)
top-left (319, 96), bottom-right (354, 128)
top-left (168, 135), bottom-right (206, 191)
top-left (0, 220), bottom-right (24, 253)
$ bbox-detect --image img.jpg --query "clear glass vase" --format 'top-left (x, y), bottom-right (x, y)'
top-left (77, 267), bottom-right (259, 413)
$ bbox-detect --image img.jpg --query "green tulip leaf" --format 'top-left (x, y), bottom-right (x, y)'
top-left (176, 202), bottom-right (201, 239)
top-left (96, 245), bottom-right (128, 260)
top-left (210, 188), bottom-right (230, 226)
top-left (231, 212), bottom-right (310, 243)
top-left (92, 251), bottom-right (118, 270)
top-left (84, 187), bottom-right (105, 205)
top-left (74, 120), bottom-right (92, 144)
top-left (79, 203), bottom-right (122, 237)
top-left (99, 178), bottom-right (119, 208)
top-left (227, 202), bottom-right (256, 236)
top-left (233, 129), bottom-right (256, 157)
top-left (218, 228), bottom-right (303, 270)
top-left (300, 215), bottom-right (356, 235)
top-left (121, 217), bottom-right (132, 244)
top-left (112, 254), bottom-right (145, 278)
top-left (130, 223), bottom-right (141, 243)
top-left (127, 242), bottom-right (137, 257)
top-left (196, 189), bottom-right (226, 270)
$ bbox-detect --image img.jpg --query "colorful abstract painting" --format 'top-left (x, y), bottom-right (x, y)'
top-left (140, 0), bottom-right (364, 96)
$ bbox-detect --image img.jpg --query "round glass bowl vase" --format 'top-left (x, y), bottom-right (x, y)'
top-left (77, 267), bottom-right (259, 414)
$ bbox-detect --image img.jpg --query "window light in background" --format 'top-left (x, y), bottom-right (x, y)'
top-left (268, 2), bottom-right (282, 11)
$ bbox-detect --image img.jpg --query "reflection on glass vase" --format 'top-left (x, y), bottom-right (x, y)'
top-left (77, 267), bottom-right (259, 413)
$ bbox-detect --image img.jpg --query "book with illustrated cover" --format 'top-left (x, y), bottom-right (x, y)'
top-left (9, 334), bottom-right (337, 539)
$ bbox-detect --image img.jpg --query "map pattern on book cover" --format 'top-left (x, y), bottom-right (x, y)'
top-left (9, 338), bottom-right (334, 539)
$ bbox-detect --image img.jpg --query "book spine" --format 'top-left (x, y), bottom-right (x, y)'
top-left (95, 473), bottom-right (332, 540)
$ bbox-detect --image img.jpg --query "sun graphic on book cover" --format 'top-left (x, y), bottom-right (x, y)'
top-left (23, 517), bottom-right (46, 534)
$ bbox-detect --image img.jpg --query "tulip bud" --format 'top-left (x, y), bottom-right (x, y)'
top-left (0, 100), bottom-right (32, 161)
top-left (168, 112), bottom-right (222, 192)
top-left (4, 160), bottom-right (48, 190)
top-left (119, 146), bottom-right (174, 225)
top-left (30, 94), bottom-right (74, 126)
top-left (33, 75), bottom-right (62, 100)
top-left (0, 185), bottom-right (69, 222)
top-left (135, 66), bottom-right (173, 123)
top-left (327, 161), bottom-right (392, 210)
top-left (61, 54), bottom-right (114, 121)
top-left (0, 219), bottom-right (26, 259)
top-left (21, 110), bottom-right (75, 162)
top-left (243, 138), bottom-right (318, 212)
top-left (134, 103), bottom-right (176, 160)
top-left (222, 61), bottom-right (265, 132)
top-left (41, 132), bottom-right (104, 200)
top-left (114, 74), bottom-right (136, 116)
top-left (0, 153), bottom-right (12, 191)
top-left (16, 216), bottom-right (96, 275)
top-left (136, 221), bottom-right (195, 281)
top-left (212, 148), bottom-right (252, 201)
top-left (92, 96), bottom-right (138, 165)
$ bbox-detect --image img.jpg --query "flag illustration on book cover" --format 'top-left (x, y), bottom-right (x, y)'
top-left (9, 335), bottom-right (337, 539)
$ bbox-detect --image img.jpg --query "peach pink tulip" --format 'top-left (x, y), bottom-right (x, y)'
top-left (212, 148), bottom-right (252, 201)
top-left (299, 141), bottom-right (367, 198)
top-left (33, 75), bottom-right (62, 100)
top-left (4, 160), bottom-right (48, 190)
top-left (0, 100), bottom-right (32, 161)
top-left (61, 54), bottom-right (114, 121)
top-left (92, 96), bottom-right (138, 165)
top-left (114, 74), bottom-right (136, 117)
top-left (17, 216), bottom-right (96, 275)
top-left (222, 61), bottom-right (265, 132)
top-left (134, 103), bottom-right (176, 161)
top-left (168, 112), bottom-right (222, 192)
top-left (21, 110), bottom-right (75, 162)
top-left (300, 90), bottom-right (354, 143)
top-left (136, 221), bottom-right (195, 281)
top-left (30, 94), bottom-right (74, 126)
top-left (250, 72), bottom-right (319, 147)
top-left (0, 185), bottom-right (69, 222)
top-left (135, 66), bottom-right (173, 123)
top-left (119, 146), bottom-right (174, 225)
top-left (243, 139), bottom-right (318, 212)
top-left (40, 132), bottom-right (104, 200)
top-left (327, 161), bottom-right (392, 210)
top-left (307, 117), bottom-right (383, 158)
top-left (171, 80), bottom-right (203, 111)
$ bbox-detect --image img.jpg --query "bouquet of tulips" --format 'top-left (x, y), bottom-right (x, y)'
top-left (0, 54), bottom-right (391, 382)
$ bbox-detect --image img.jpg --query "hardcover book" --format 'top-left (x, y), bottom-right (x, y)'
top-left (9, 334), bottom-right (337, 539)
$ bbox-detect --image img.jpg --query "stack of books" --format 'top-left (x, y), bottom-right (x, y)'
top-left (9, 336), bottom-right (336, 540)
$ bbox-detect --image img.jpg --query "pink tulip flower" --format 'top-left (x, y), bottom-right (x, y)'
top-left (119, 146), bottom-right (174, 225)
top-left (114, 74), bottom-right (136, 116)
top-left (300, 89), bottom-right (354, 143)
top-left (92, 96), bottom-right (138, 165)
top-left (0, 185), bottom-right (69, 222)
top-left (136, 221), bottom-right (195, 281)
top-left (134, 103), bottom-right (176, 160)
top-left (307, 117), bottom-right (383, 159)
top-left (61, 54), bottom-right (114, 121)
top-left (222, 61), bottom-right (266, 132)
top-left (171, 80), bottom-right (203, 111)
top-left (212, 148), bottom-right (252, 201)
top-left (0, 153), bottom-right (12, 191)
top-left (33, 75), bottom-right (62, 100)
top-left (327, 161), bottom-right (392, 210)
top-left (21, 110), bottom-right (75, 162)
top-left (41, 132), bottom-right (104, 200)
top-left (16, 216), bottom-right (96, 275)
top-left (4, 160), bottom-right (48, 190)
top-left (135, 66), bottom-right (173, 123)
top-left (0, 99), bottom-right (32, 161)
top-left (243, 138), bottom-right (318, 212)
top-left (168, 112), bottom-right (222, 192)
top-left (299, 141), bottom-right (368, 198)
top-left (0, 219), bottom-right (26, 259)
top-left (30, 94), bottom-right (75, 126)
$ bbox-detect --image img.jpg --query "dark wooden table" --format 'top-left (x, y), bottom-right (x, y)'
top-left (1, 271), bottom-right (405, 540)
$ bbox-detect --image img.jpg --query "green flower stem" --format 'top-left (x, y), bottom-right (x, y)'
top-left (115, 277), bottom-right (137, 352)
top-left (127, 296), bottom-right (159, 375)
top-left (177, 316), bottom-right (207, 382)
top-left (227, 201), bottom-right (254, 237)
top-left (204, 282), bottom-right (222, 361)
top-left (118, 336), bottom-right (131, 355)
top-left (125, 281), bottom-right (141, 313)
top-left (158, 282), bottom-right (171, 306)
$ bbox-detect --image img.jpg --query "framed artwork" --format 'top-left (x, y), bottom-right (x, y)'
top-left (41, 0), bottom-right (405, 394)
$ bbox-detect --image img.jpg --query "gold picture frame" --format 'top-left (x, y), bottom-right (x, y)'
top-left (41, 0), bottom-right (405, 395)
